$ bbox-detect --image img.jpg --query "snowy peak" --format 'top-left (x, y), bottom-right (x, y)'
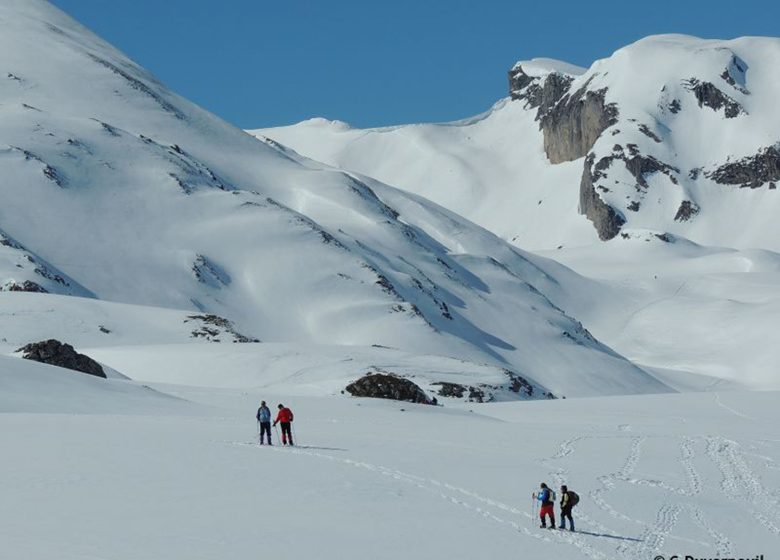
top-left (509, 35), bottom-right (780, 245)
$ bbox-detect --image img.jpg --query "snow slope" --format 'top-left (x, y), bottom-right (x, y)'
top-left (2, 358), bottom-right (778, 560)
top-left (0, 0), bottom-right (670, 398)
top-left (252, 100), bottom-right (596, 251)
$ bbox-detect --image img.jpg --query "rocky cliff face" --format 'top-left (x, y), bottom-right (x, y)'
top-left (509, 35), bottom-right (780, 242)
top-left (540, 85), bottom-right (618, 164)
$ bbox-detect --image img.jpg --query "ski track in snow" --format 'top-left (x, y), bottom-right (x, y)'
top-left (714, 394), bottom-right (756, 421)
top-left (229, 441), bottom-right (611, 560)
top-left (545, 433), bottom-right (739, 555)
top-left (225, 429), bottom-right (779, 558)
top-left (706, 436), bottom-right (780, 535)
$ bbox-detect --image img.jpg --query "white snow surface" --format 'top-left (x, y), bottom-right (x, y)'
top-left (2, 355), bottom-right (778, 559)
top-left (511, 57), bottom-right (587, 77)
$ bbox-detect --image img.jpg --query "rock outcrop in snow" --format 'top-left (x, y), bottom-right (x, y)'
top-left (511, 35), bottom-right (780, 241)
top-left (18, 339), bottom-right (106, 378)
top-left (345, 372), bottom-right (431, 403)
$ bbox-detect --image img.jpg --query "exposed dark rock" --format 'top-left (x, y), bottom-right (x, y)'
top-left (674, 200), bottom-right (700, 222)
top-left (579, 154), bottom-right (626, 240)
top-left (594, 144), bottom-right (679, 191)
top-left (638, 124), bottom-right (661, 143)
top-left (265, 197), bottom-right (347, 249)
top-left (623, 153), bottom-right (679, 188)
top-left (433, 382), bottom-right (466, 398)
top-left (431, 382), bottom-right (488, 402)
top-left (627, 201), bottom-right (640, 212)
top-left (720, 55), bottom-right (750, 94)
top-left (668, 99), bottom-right (682, 114)
top-left (540, 84), bottom-right (619, 164)
top-left (93, 119), bottom-right (121, 137)
top-left (504, 370), bottom-right (536, 397)
top-left (508, 66), bottom-right (574, 119)
top-left (705, 145), bottom-right (780, 188)
top-left (345, 373), bottom-right (429, 403)
top-left (184, 314), bottom-right (259, 343)
top-left (684, 78), bottom-right (745, 118)
top-left (580, 142), bottom-right (681, 239)
top-left (655, 233), bottom-right (673, 243)
top-left (343, 174), bottom-right (400, 220)
top-left (2, 280), bottom-right (48, 293)
top-left (192, 255), bottom-right (230, 288)
top-left (87, 54), bottom-right (185, 120)
top-left (10, 146), bottom-right (65, 187)
top-left (17, 339), bottom-right (106, 378)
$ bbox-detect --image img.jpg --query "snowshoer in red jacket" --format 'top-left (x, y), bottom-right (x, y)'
top-left (273, 404), bottom-right (294, 446)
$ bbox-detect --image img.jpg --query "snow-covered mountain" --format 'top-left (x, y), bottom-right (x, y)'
top-left (0, 0), bottom-right (668, 398)
top-left (254, 35), bottom-right (780, 252)
top-left (253, 35), bottom-right (780, 391)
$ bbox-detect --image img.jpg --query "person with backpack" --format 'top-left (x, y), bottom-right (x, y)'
top-left (559, 484), bottom-right (578, 531)
top-left (256, 400), bottom-right (272, 445)
top-left (273, 403), bottom-right (294, 446)
top-left (535, 482), bottom-right (556, 529)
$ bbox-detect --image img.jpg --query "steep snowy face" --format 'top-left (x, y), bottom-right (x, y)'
top-left (512, 35), bottom-right (780, 247)
top-left (0, 0), bottom-right (665, 398)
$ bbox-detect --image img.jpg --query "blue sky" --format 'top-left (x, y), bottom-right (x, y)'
top-left (51, 0), bottom-right (779, 129)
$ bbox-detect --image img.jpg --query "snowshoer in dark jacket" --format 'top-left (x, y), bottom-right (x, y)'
top-left (559, 485), bottom-right (575, 531)
top-left (536, 483), bottom-right (555, 528)
top-left (273, 403), bottom-right (294, 446)
top-left (256, 401), bottom-right (272, 445)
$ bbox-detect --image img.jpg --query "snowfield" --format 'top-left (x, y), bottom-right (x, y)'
top-left (2, 357), bottom-right (778, 560)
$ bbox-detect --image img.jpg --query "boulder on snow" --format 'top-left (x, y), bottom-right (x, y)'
top-left (17, 339), bottom-right (106, 378)
top-left (345, 373), bottom-right (429, 403)
top-left (1, 280), bottom-right (48, 293)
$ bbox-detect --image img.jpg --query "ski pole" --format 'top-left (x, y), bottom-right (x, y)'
top-left (531, 493), bottom-right (535, 527)
top-left (274, 423), bottom-right (280, 444)
top-left (292, 423), bottom-right (297, 446)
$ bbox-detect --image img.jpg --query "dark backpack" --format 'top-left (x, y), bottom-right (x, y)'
top-left (567, 491), bottom-right (580, 507)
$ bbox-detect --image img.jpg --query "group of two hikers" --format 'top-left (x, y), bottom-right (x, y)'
top-left (255, 401), bottom-right (295, 446)
top-left (536, 482), bottom-right (578, 531)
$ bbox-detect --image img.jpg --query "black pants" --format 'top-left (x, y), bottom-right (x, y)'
top-left (259, 421), bottom-right (272, 444)
top-left (560, 505), bottom-right (574, 529)
top-left (279, 422), bottom-right (293, 445)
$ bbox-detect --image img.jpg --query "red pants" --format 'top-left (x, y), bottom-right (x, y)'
top-left (540, 504), bottom-right (555, 526)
